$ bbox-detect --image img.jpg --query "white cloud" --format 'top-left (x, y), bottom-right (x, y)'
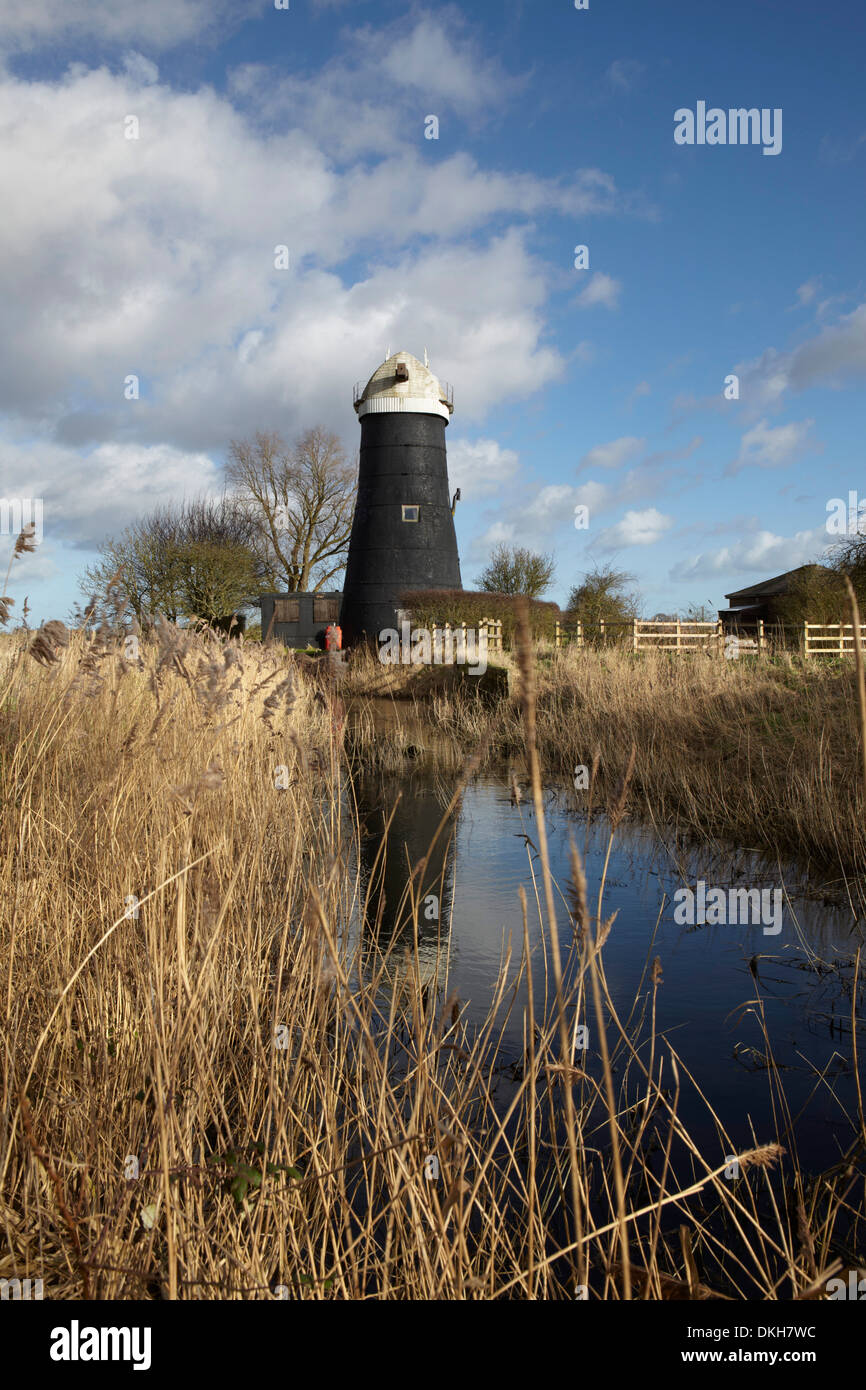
top-left (0, 14), bottom-right (653, 570)
top-left (793, 277), bottom-right (821, 308)
top-left (526, 484), bottom-right (577, 523)
top-left (729, 417), bottom-right (815, 474)
top-left (0, 0), bottom-right (260, 52)
top-left (0, 62), bottom-right (625, 540)
top-left (573, 480), bottom-right (611, 513)
top-left (469, 520), bottom-right (517, 563)
top-left (578, 436), bottom-right (645, 471)
top-left (672, 301), bottom-right (866, 425)
top-left (605, 60), bottom-right (644, 92)
top-left (0, 43), bottom-right (641, 453)
top-left (230, 12), bottom-right (532, 160)
top-left (669, 527), bottom-right (827, 584)
top-left (574, 271), bottom-right (622, 310)
top-left (122, 51), bottom-right (160, 86)
top-left (0, 433), bottom-right (220, 549)
top-left (625, 380), bottom-right (651, 410)
top-left (736, 302), bottom-right (866, 414)
top-left (595, 508), bottom-right (673, 551)
top-left (447, 438), bottom-right (519, 501)
top-left (374, 16), bottom-right (521, 115)
top-left (0, 544), bottom-right (61, 585)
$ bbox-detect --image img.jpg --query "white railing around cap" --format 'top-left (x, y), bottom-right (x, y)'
top-left (352, 380), bottom-right (454, 408)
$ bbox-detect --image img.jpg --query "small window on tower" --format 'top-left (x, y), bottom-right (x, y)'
top-left (402, 504), bottom-right (420, 522)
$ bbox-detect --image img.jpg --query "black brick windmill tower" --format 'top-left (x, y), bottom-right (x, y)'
top-left (340, 350), bottom-right (463, 645)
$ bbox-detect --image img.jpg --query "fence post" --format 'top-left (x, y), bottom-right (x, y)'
top-left (716, 619), bottom-right (723, 656)
top-left (676, 619), bottom-right (681, 653)
top-left (576, 620), bottom-right (583, 651)
top-left (803, 621), bottom-right (809, 659)
top-left (555, 619), bottom-right (561, 650)
top-left (758, 619), bottom-right (765, 653)
top-left (599, 619), bottom-right (605, 647)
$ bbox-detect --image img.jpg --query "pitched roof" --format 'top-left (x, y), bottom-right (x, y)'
top-left (724, 564), bottom-right (824, 603)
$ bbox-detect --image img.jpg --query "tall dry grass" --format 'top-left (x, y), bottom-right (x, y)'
top-left (0, 608), bottom-right (863, 1299)
top-left (355, 643), bottom-right (866, 896)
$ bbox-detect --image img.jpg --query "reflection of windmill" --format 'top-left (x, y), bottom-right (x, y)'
top-left (354, 769), bottom-right (458, 1004)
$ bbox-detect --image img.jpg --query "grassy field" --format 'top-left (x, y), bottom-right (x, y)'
top-left (1, 615), bottom-right (864, 1299)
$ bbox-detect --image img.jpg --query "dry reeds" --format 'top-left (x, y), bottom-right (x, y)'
top-left (346, 640), bottom-right (866, 895)
top-left (0, 612), bottom-right (862, 1300)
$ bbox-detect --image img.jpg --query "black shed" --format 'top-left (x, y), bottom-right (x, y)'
top-left (259, 591), bottom-right (342, 648)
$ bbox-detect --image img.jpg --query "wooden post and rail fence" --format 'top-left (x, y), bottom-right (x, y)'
top-left (802, 622), bottom-right (866, 658)
top-left (419, 616), bottom-right (866, 660)
top-left (553, 618), bottom-right (757, 654)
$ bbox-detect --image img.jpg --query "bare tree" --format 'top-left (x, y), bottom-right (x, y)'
top-left (828, 534), bottom-right (866, 609)
top-left (226, 428), bottom-right (356, 592)
top-left (683, 602), bottom-right (716, 623)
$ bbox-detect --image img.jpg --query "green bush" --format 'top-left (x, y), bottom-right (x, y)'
top-left (399, 589), bottom-right (560, 645)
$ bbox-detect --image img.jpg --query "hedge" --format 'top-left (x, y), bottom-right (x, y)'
top-left (398, 589), bottom-right (561, 644)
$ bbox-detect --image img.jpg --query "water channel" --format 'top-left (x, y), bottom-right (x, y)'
top-left (347, 704), bottom-right (865, 1176)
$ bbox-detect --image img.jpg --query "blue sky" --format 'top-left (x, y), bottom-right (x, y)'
top-left (1, 0), bottom-right (864, 623)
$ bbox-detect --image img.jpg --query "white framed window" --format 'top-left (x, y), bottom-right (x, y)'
top-left (402, 504), bottom-right (420, 522)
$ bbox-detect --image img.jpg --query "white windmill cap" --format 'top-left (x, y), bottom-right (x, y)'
top-left (353, 351), bottom-right (454, 421)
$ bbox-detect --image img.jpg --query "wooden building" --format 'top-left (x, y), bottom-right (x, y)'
top-left (259, 591), bottom-right (341, 648)
top-left (720, 564), bottom-right (824, 629)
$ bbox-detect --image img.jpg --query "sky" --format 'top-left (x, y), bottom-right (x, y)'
top-left (1, 0), bottom-right (865, 624)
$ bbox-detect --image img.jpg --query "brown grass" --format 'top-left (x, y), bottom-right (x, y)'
top-left (0, 619), bottom-right (862, 1300)
top-left (343, 643), bottom-right (866, 896)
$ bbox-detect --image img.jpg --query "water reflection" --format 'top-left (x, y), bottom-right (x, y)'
top-left (353, 767), bottom-right (458, 1003)
top-left (346, 753), bottom-right (864, 1171)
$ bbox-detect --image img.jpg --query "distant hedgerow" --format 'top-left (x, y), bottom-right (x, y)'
top-left (398, 589), bottom-right (560, 645)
